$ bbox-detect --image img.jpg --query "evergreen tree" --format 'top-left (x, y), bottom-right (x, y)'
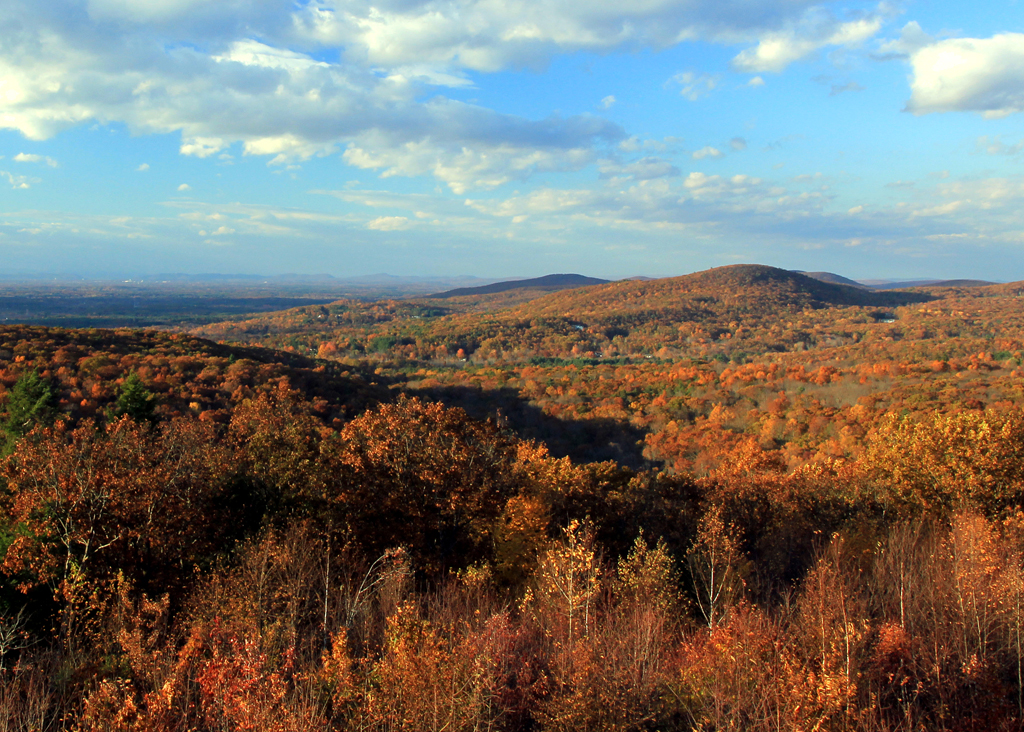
top-left (2, 371), bottom-right (57, 454)
top-left (112, 371), bottom-right (156, 423)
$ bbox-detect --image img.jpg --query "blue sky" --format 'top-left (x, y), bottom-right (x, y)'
top-left (1, 0), bottom-right (1023, 281)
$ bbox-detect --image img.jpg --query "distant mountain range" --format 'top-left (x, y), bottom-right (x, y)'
top-left (865, 278), bottom-right (996, 290)
top-left (798, 272), bottom-right (996, 290)
top-left (794, 271), bottom-right (868, 288)
top-left (428, 274), bottom-right (610, 299)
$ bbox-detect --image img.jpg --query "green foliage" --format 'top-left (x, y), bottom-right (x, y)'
top-left (2, 371), bottom-right (57, 453)
top-left (111, 371), bottom-right (156, 423)
top-left (368, 335), bottom-right (398, 353)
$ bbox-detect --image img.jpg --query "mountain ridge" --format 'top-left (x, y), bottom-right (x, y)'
top-left (428, 273), bottom-right (610, 299)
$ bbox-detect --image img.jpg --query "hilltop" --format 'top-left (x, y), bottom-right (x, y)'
top-left (507, 264), bottom-right (927, 321)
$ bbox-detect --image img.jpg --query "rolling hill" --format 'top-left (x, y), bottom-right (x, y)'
top-left (504, 264), bottom-right (929, 320)
top-left (190, 264), bottom-right (938, 366)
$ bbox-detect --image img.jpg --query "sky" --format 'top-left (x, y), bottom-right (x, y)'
top-left (0, 0), bottom-right (1023, 281)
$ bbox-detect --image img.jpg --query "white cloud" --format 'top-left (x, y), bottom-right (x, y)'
top-left (180, 138), bottom-right (228, 159)
top-left (618, 137), bottom-right (641, 152)
top-left (214, 39), bottom-right (330, 72)
top-left (729, 137), bottom-right (747, 151)
top-left (732, 9), bottom-right (885, 73)
top-left (0, 0), bottom-right (868, 194)
top-left (0, 3), bottom-right (630, 190)
top-left (13, 153), bottom-right (57, 167)
top-left (177, 183), bottom-right (191, 191)
top-left (875, 21), bottom-right (934, 59)
top-left (747, 76), bottom-right (766, 87)
top-left (599, 95), bottom-right (616, 110)
top-left (341, 107), bottom-right (620, 193)
top-left (214, 172), bottom-right (1024, 273)
top-left (295, 0), bottom-right (826, 73)
top-left (0, 171), bottom-right (34, 189)
top-left (136, 163), bottom-right (150, 171)
top-left (598, 157), bottom-right (679, 180)
top-left (906, 33), bottom-right (1024, 118)
top-left (671, 71), bottom-right (720, 101)
top-left (976, 136), bottom-right (1024, 156)
top-left (692, 146), bottom-right (723, 160)
top-left (443, 169), bottom-right (842, 260)
top-left (367, 215), bottom-right (410, 231)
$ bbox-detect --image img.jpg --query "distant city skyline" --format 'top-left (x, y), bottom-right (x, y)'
top-left (1, 0), bottom-right (1022, 281)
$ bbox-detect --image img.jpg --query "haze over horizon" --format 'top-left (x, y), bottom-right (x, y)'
top-left (1, 0), bottom-right (1022, 281)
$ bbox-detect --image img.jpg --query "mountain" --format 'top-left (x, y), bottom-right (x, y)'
top-left (508, 264), bottom-right (929, 321)
top-left (428, 273), bottom-right (610, 299)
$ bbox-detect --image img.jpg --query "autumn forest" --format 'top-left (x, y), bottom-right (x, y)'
top-left (3, 264), bottom-right (1024, 731)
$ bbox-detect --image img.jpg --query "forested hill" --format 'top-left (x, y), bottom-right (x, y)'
top-left (428, 273), bottom-right (610, 299)
top-left (180, 264), bottom-right (949, 383)
top-left (504, 264), bottom-right (929, 320)
top-left (0, 325), bottom-right (386, 428)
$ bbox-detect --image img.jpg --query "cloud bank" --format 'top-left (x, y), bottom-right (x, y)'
top-left (0, 0), bottom-right (888, 192)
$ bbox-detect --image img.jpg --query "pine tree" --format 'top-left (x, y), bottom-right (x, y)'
top-left (112, 372), bottom-right (156, 423)
top-left (2, 371), bottom-right (56, 454)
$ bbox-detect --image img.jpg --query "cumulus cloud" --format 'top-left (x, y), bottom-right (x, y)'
top-left (747, 76), bottom-right (766, 87)
top-left (367, 215), bottom-right (410, 231)
top-left (0, 3), bottom-right (639, 191)
top-left (692, 146), bottom-right (723, 160)
top-left (177, 183), bottom-right (191, 191)
top-left (0, 0), bottom-right (882, 193)
top-left (136, 163), bottom-right (150, 171)
top-left (906, 33), bottom-right (1024, 118)
top-left (462, 170), bottom-right (819, 237)
top-left (295, 0), bottom-right (827, 73)
top-left (599, 95), bottom-right (616, 110)
top-left (341, 107), bottom-right (623, 193)
top-left (0, 171), bottom-right (34, 189)
top-left (14, 153), bottom-right (57, 167)
top-left (732, 8), bottom-right (885, 73)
